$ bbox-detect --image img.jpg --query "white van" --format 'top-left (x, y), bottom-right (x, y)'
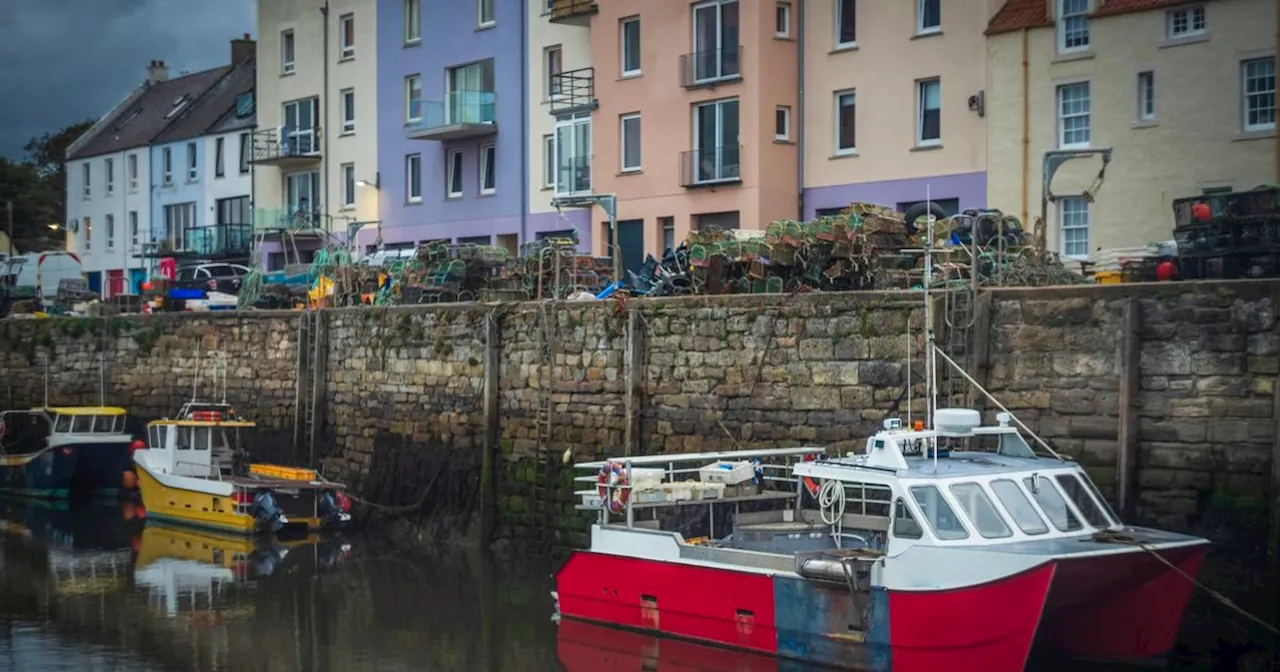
top-left (7, 252), bottom-right (85, 301)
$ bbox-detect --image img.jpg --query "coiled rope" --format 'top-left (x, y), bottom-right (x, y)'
top-left (818, 479), bottom-right (847, 548)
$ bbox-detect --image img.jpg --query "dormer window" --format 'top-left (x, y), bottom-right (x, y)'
top-left (165, 95), bottom-right (190, 119)
top-left (1057, 0), bottom-right (1090, 53)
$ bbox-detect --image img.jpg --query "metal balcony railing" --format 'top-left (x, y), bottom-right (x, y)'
top-left (679, 145), bottom-right (742, 187)
top-left (253, 208), bottom-right (327, 234)
top-left (251, 127), bottom-right (322, 165)
top-left (679, 46), bottom-right (743, 88)
top-left (549, 0), bottom-right (598, 23)
top-left (549, 68), bottom-right (597, 115)
top-left (407, 91), bottom-right (497, 141)
top-left (555, 154), bottom-right (592, 197)
top-left (183, 224), bottom-right (253, 259)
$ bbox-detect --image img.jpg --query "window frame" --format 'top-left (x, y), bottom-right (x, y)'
top-left (775, 105), bottom-right (791, 141)
top-left (404, 0), bottom-right (421, 44)
top-left (105, 214), bottom-right (115, 249)
top-left (908, 485), bottom-right (970, 541)
top-left (917, 0), bottom-right (940, 35)
top-left (990, 479), bottom-right (1050, 535)
top-left (342, 162), bottom-right (356, 207)
top-left (129, 211), bottom-right (139, 247)
top-left (775, 2), bottom-right (791, 39)
top-left (543, 134), bottom-right (555, 189)
top-left (620, 16), bottom-right (642, 77)
top-left (546, 45), bottom-right (563, 99)
top-left (405, 74), bottom-right (423, 124)
top-left (339, 13), bottom-right (356, 59)
top-left (1056, 81), bottom-right (1091, 149)
top-left (281, 29), bottom-right (296, 74)
top-left (82, 163), bottom-right (90, 198)
top-left (405, 154), bottom-right (422, 204)
top-left (835, 0), bottom-right (856, 49)
top-left (1137, 71), bottom-right (1156, 123)
top-left (948, 482), bottom-right (1013, 539)
top-left (1056, 0), bottom-right (1090, 53)
top-left (479, 143), bottom-right (497, 195)
top-left (1059, 195), bottom-right (1089, 260)
top-left (1242, 56), bottom-right (1276, 133)
top-left (1166, 5), bottom-right (1206, 39)
top-left (162, 147), bottom-right (173, 185)
top-left (105, 158), bottom-right (114, 194)
top-left (620, 113), bottom-right (642, 173)
top-left (238, 133), bottom-right (250, 174)
top-left (447, 148), bottom-right (464, 199)
top-left (917, 78), bottom-right (941, 147)
top-left (835, 89), bottom-right (857, 155)
top-left (477, 0), bottom-right (495, 29)
top-left (186, 142), bottom-right (198, 181)
top-left (341, 88), bottom-right (356, 134)
top-left (128, 153), bottom-right (138, 190)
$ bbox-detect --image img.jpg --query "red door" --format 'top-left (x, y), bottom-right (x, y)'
top-left (106, 269), bottom-right (125, 299)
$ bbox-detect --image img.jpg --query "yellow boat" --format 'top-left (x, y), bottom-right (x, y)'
top-left (132, 401), bottom-right (351, 536)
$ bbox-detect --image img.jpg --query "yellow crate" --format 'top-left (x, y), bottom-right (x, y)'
top-left (249, 463), bottom-right (317, 481)
top-left (1095, 270), bottom-right (1122, 285)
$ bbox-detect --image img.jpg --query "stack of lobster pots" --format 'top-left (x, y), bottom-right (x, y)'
top-left (1173, 187), bottom-right (1280, 280)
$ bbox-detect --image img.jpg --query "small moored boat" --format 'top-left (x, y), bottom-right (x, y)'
top-left (0, 406), bottom-right (136, 499)
top-left (132, 401), bottom-right (351, 536)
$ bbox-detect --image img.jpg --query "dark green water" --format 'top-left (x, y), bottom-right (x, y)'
top-left (0, 499), bottom-right (1269, 672)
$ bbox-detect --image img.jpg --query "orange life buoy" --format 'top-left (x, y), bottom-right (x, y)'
top-left (596, 461), bottom-right (630, 514)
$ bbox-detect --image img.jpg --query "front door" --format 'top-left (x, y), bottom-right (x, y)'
top-left (603, 220), bottom-right (645, 280)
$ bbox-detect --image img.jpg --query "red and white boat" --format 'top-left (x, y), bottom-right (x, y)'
top-left (553, 239), bottom-right (1208, 671)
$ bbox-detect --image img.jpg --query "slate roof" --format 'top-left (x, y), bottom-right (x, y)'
top-left (67, 66), bottom-right (230, 161)
top-left (153, 59), bottom-right (256, 144)
top-left (987, 0), bottom-right (1214, 34)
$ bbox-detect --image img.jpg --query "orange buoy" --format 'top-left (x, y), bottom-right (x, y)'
top-left (130, 439), bottom-right (146, 453)
top-left (136, 505), bottom-right (147, 520)
top-left (122, 470), bottom-right (137, 490)
top-left (121, 501), bottom-right (136, 521)
top-left (1191, 202), bottom-right (1212, 222)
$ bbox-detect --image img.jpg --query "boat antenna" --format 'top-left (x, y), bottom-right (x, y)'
top-left (923, 184), bottom-right (939, 474)
top-left (99, 351), bottom-right (105, 408)
top-left (905, 312), bottom-right (912, 430)
top-left (43, 355), bottom-right (49, 408)
top-left (191, 346), bottom-right (200, 403)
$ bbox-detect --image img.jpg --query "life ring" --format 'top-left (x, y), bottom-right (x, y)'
top-left (801, 453), bottom-right (820, 496)
top-left (596, 461), bottom-right (630, 514)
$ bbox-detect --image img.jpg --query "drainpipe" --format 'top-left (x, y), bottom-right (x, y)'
top-left (321, 2), bottom-right (331, 241)
top-left (796, 0), bottom-right (806, 221)
top-left (1020, 27), bottom-right (1029, 229)
top-left (519, 0), bottom-right (529, 245)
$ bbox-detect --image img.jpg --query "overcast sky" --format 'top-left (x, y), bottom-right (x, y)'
top-left (0, 0), bottom-right (255, 161)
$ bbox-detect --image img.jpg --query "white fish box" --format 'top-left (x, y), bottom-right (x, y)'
top-left (698, 461), bottom-right (755, 485)
top-left (693, 482), bottom-right (726, 500)
top-left (580, 493), bottom-right (604, 508)
top-left (662, 482), bottom-right (695, 501)
top-left (634, 489), bottom-right (665, 504)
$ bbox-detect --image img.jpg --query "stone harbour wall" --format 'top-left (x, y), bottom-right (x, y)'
top-left (1, 281), bottom-right (1278, 560)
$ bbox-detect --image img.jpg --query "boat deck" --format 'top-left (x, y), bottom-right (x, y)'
top-left (227, 475), bottom-right (342, 491)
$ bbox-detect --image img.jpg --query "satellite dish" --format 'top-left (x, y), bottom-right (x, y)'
top-left (67, 219), bottom-right (79, 233)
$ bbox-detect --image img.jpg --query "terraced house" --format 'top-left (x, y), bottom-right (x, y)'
top-left (985, 0), bottom-right (1276, 258)
top-left (65, 38), bottom-right (254, 298)
top-left (254, 0), bottom-right (379, 269)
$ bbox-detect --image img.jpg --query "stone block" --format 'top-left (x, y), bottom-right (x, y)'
top-left (791, 387), bottom-right (841, 411)
top-left (811, 362), bottom-right (860, 386)
top-left (1049, 389), bottom-right (1094, 415)
top-left (1141, 443), bottom-right (1218, 470)
top-left (798, 338), bottom-right (834, 361)
top-left (857, 361), bottom-right (902, 387)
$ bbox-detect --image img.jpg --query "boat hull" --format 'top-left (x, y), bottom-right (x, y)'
top-left (554, 550), bottom-right (1056, 672)
top-left (0, 448), bottom-right (77, 499)
top-left (134, 461), bottom-right (332, 536)
top-left (70, 439), bottom-right (134, 497)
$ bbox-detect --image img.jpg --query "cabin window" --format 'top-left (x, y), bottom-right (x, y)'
top-left (212, 430), bottom-right (230, 454)
top-left (71, 415), bottom-right (94, 433)
top-left (948, 482), bottom-right (1013, 539)
top-left (1022, 476), bottom-right (1082, 532)
top-left (54, 415), bottom-right (73, 433)
top-left (1054, 473), bottom-right (1112, 528)
top-left (891, 498), bottom-right (923, 539)
top-left (1079, 470), bottom-right (1121, 525)
top-left (908, 485), bottom-right (969, 540)
top-left (149, 425), bottom-right (163, 448)
top-left (175, 427), bottom-right (192, 450)
top-left (92, 416), bottom-right (119, 433)
top-left (192, 427), bottom-right (212, 451)
top-left (990, 479), bottom-right (1049, 535)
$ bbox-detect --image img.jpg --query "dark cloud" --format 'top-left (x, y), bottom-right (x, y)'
top-left (0, 0), bottom-right (255, 161)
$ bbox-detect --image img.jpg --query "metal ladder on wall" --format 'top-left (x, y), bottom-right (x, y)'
top-left (942, 263), bottom-right (978, 409)
top-left (294, 310), bottom-right (322, 461)
top-left (531, 301), bottom-right (558, 553)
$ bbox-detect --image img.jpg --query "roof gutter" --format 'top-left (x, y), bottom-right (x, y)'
top-left (797, 0), bottom-right (806, 221)
top-left (519, 0), bottom-right (529, 244)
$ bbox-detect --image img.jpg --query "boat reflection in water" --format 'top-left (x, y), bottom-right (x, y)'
top-left (557, 618), bottom-right (818, 672)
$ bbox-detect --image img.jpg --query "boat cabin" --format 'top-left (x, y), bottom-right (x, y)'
top-left (144, 403), bottom-right (254, 479)
top-left (0, 406), bottom-right (130, 453)
top-left (577, 408), bottom-right (1123, 564)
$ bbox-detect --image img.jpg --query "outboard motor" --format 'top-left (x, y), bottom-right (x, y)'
top-left (251, 490), bottom-right (288, 533)
top-left (318, 490), bottom-right (352, 527)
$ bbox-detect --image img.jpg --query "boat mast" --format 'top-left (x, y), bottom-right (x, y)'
top-left (922, 185), bottom-right (939, 474)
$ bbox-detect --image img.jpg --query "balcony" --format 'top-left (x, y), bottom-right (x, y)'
top-left (183, 224), bottom-right (253, 260)
top-left (250, 127), bottom-right (322, 168)
top-left (549, 68), bottom-right (597, 116)
top-left (548, 0), bottom-right (598, 25)
top-left (679, 146), bottom-right (742, 188)
top-left (555, 154), bottom-right (592, 199)
top-left (679, 46), bottom-right (743, 89)
top-left (407, 91), bottom-right (497, 141)
top-left (252, 208), bottom-right (327, 237)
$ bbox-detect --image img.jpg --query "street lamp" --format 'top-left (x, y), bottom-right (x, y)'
top-left (355, 172), bottom-right (380, 189)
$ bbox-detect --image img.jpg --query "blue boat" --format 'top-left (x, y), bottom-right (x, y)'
top-left (0, 407), bottom-right (137, 499)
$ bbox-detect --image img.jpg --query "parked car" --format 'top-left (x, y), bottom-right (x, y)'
top-left (174, 263), bottom-right (252, 295)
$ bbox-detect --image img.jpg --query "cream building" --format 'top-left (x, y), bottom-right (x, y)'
top-left (253, 0), bottom-right (379, 269)
top-left (986, 0), bottom-right (1276, 259)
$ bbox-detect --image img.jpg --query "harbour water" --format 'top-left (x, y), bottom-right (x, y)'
top-left (0, 498), bottom-right (1266, 671)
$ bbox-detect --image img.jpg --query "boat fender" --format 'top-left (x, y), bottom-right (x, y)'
top-left (596, 461), bottom-right (629, 514)
top-left (801, 453), bottom-right (820, 497)
top-left (251, 490), bottom-right (288, 533)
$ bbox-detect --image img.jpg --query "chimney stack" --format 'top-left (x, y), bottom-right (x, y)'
top-left (146, 59), bottom-right (170, 84)
top-left (231, 33), bottom-right (256, 65)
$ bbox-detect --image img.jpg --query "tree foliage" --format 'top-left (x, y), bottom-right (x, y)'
top-left (0, 120), bottom-right (95, 254)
